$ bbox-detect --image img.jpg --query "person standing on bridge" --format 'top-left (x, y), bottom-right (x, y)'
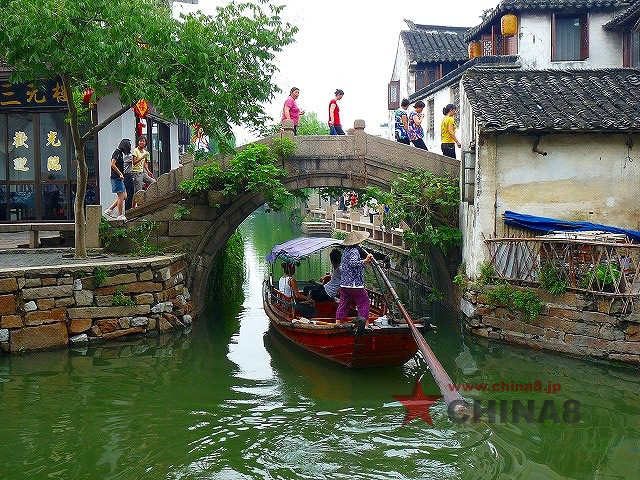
top-left (281, 87), bottom-right (305, 135)
top-left (394, 99), bottom-right (410, 145)
top-left (328, 89), bottom-right (345, 135)
top-left (441, 103), bottom-right (461, 159)
top-left (408, 101), bottom-right (427, 150)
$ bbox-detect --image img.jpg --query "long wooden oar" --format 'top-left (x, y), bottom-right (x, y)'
top-left (368, 253), bottom-right (468, 411)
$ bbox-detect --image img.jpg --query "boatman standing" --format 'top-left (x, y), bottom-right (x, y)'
top-left (336, 231), bottom-right (374, 323)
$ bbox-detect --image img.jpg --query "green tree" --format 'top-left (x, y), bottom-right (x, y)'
top-left (297, 112), bottom-right (330, 136)
top-left (0, 0), bottom-right (295, 257)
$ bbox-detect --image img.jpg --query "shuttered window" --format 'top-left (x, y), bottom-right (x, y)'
top-left (388, 80), bottom-right (400, 110)
top-left (633, 30), bottom-right (640, 67)
top-left (552, 14), bottom-right (589, 61)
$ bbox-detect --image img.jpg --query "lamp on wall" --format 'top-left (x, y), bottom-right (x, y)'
top-left (501, 14), bottom-right (518, 36)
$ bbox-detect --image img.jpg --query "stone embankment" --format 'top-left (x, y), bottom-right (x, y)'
top-left (0, 255), bottom-right (193, 354)
top-left (460, 286), bottom-right (640, 364)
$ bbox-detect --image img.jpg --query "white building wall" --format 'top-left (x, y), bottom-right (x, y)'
top-left (518, 11), bottom-right (623, 70)
top-left (170, 124), bottom-right (179, 169)
top-left (388, 39), bottom-right (411, 140)
top-left (97, 93), bottom-right (135, 211)
top-left (461, 129), bottom-right (640, 278)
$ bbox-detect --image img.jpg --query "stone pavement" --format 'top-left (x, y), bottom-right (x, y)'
top-left (0, 250), bottom-right (136, 271)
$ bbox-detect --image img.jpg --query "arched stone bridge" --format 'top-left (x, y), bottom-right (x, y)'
top-left (126, 120), bottom-right (459, 314)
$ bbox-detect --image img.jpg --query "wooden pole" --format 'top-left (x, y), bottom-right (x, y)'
top-left (368, 254), bottom-right (468, 410)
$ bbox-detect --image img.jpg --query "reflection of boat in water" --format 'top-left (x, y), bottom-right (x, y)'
top-left (263, 237), bottom-right (421, 368)
top-left (263, 325), bottom-right (418, 403)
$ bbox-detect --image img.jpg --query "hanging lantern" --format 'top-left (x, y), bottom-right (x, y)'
top-left (501, 14), bottom-right (518, 36)
top-left (133, 99), bottom-right (149, 118)
top-left (82, 88), bottom-right (94, 104)
top-left (468, 41), bottom-right (482, 59)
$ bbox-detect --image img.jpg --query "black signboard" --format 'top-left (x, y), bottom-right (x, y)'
top-left (0, 79), bottom-right (68, 110)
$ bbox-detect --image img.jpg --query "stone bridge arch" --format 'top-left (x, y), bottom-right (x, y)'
top-left (126, 120), bottom-right (459, 314)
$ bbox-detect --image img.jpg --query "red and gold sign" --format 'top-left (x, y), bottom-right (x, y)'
top-left (133, 99), bottom-right (149, 118)
top-left (468, 41), bottom-right (482, 59)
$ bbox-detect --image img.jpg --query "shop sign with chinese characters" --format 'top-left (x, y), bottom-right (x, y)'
top-left (1, 79), bottom-right (68, 110)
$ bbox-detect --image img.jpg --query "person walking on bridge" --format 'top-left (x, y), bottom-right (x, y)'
top-left (281, 87), bottom-right (305, 135)
top-left (441, 103), bottom-right (461, 159)
top-left (408, 101), bottom-right (427, 150)
top-left (394, 99), bottom-right (410, 145)
top-left (328, 89), bottom-right (345, 135)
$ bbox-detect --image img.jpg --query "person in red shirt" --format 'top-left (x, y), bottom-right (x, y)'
top-left (328, 89), bottom-right (344, 135)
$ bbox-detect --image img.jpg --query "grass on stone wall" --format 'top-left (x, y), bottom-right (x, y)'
top-left (207, 230), bottom-right (246, 308)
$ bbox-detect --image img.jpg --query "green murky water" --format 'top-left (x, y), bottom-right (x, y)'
top-left (1, 210), bottom-right (640, 479)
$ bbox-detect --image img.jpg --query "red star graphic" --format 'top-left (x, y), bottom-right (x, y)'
top-left (393, 377), bottom-right (443, 426)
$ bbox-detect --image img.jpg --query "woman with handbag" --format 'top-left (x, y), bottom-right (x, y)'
top-left (279, 262), bottom-right (317, 318)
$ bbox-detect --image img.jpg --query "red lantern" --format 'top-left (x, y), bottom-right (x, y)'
top-left (82, 88), bottom-right (94, 104)
top-left (133, 99), bottom-right (149, 118)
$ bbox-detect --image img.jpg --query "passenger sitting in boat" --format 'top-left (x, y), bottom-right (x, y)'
top-left (279, 262), bottom-right (318, 318)
top-left (336, 231), bottom-right (374, 324)
top-left (303, 249), bottom-right (342, 302)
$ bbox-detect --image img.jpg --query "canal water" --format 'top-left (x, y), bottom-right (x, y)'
top-left (1, 210), bottom-right (640, 479)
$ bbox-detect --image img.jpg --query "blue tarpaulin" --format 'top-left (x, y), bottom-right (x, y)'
top-left (504, 211), bottom-right (640, 243)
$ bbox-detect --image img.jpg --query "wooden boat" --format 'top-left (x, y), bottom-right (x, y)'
top-left (263, 237), bottom-right (421, 368)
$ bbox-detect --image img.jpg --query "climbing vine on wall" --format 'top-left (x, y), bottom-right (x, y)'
top-left (362, 170), bottom-right (461, 274)
top-left (180, 138), bottom-right (304, 210)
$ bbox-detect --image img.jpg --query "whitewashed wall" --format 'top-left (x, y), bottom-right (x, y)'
top-left (97, 93), bottom-right (136, 211)
top-left (461, 128), bottom-right (640, 277)
top-left (388, 38), bottom-right (411, 140)
top-left (97, 94), bottom-right (181, 211)
top-left (518, 11), bottom-right (623, 69)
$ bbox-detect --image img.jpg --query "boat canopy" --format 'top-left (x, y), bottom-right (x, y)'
top-left (266, 237), bottom-right (342, 264)
top-left (504, 211), bottom-right (640, 243)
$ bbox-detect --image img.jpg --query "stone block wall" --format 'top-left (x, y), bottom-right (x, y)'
top-left (460, 286), bottom-right (640, 364)
top-left (0, 255), bottom-right (194, 354)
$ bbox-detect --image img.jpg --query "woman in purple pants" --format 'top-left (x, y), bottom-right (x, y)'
top-left (336, 231), bottom-right (374, 323)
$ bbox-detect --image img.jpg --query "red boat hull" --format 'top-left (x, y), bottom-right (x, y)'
top-left (263, 289), bottom-right (419, 368)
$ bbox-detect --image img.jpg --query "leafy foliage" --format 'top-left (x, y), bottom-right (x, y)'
top-left (92, 267), bottom-right (108, 288)
top-left (0, 0), bottom-right (296, 256)
top-left (453, 274), bottom-right (467, 290)
top-left (207, 230), bottom-right (245, 307)
top-left (180, 138), bottom-right (298, 211)
top-left (100, 218), bottom-right (164, 256)
top-left (486, 284), bottom-right (543, 321)
top-left (112, 286), bottom-right (135, 307)
top-left (579, 264), bottom-right (621, 288)
top-left (261, 111), bottom-right (329, 137)
top-left (477, 262), bottom-right (497, 286)
top-left (539, 262), bottom-right (568, 296)
top-left (174, 205), bottom-right (192, 220)
top-left (297, 112), bottom-right (330, 136)
top-left (332, 231), bottom-right (347, 240)
top-left (362, 170), bottom-right (461, 273)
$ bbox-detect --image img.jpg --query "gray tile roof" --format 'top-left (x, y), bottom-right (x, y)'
top-left (465, 0), bottom-right (627, 41)
top-left (604, 0), bottom-right (640, 29)
top-left (461, 68), bottom-right (640, 133)
top-left (400, 22), bottom-right (470, 63)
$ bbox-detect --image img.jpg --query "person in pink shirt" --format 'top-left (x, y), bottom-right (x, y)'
top-left (281, 87), bottom-right (305, 135)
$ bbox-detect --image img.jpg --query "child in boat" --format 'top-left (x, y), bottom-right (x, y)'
top-left (279, 262), bottom-right (317, 318)
top-left (304, 249), bottom-right (342, 302)
top-left (336, 231), bottom-right (374, 323)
